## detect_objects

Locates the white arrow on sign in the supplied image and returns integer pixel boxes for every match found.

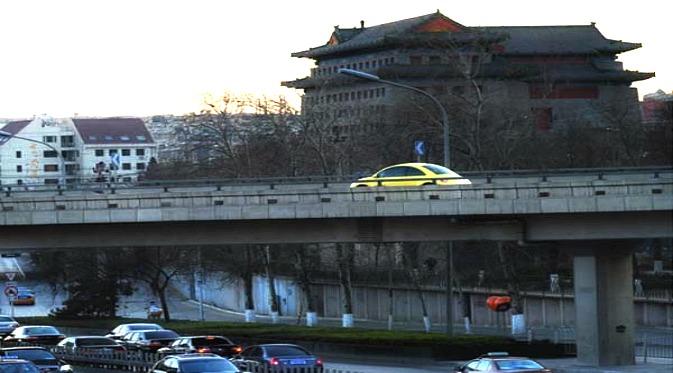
[110,153,121,169]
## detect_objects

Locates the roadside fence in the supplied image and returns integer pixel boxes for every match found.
[50,347,157,372]
[636,332,673,360]
[48,347,361,373]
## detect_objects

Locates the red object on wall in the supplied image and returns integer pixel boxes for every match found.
[532,108,553,131]
[487,296,512,312]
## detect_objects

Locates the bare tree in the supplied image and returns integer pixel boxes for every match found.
[261,245,281,322]
[132,247,194,321]
[292,244,321,326]
[336,243,355,327]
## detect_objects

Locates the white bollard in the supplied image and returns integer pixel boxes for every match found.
[464,316,472,334]
[387,314,393,330]
[306,311,318,327]
[271,311,280,324]
[342,313,354,328]
[244,309,256,323]
[423,316,431,333]
[511,313,526,335]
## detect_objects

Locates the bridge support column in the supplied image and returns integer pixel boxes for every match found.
[572,241,634,366]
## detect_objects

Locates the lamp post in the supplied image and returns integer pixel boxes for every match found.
[338,68,455,336]
[0,130,66,186]
[338,68,451,168]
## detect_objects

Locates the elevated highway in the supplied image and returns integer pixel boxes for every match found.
[1,166,671,367]
[0,167,670,248]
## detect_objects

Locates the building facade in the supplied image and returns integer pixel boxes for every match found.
[0,117,157,186]
[641,89,673,126]
[282,11,653,132]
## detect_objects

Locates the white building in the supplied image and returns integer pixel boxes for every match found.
[71,117,157,183]
[0,116,157,186]
[0,116,78,186]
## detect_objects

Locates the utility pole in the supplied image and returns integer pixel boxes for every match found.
[198,247,205,321]
[446,242,454,336]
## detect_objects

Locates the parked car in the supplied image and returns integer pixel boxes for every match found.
[105,323,164,340]
[11,288,36,306]
[0,358,40,373]
[0,315,19,336]
[3,326,66,346]
[157,336,242,357]
[453,352,552,373]
[151,353,240,373]
[120,330,180,352]
[350,163,471,188]
[57,336,126,353]
[0,346,73,372]
[230,344,323,372]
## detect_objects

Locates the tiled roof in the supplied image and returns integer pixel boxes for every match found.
[72,117,154,145]
[0,120,31,145]
[292,12,640,58]
[478,25,641,55]
[293,12,445,58]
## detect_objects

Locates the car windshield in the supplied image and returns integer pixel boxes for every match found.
[179,359,238,373]
[128,324,161,331]
[495,359,544,370]
[265,346,310,357]
[5,349,55,360]
[25,327,59,335]
[0,363,40,373]
[421,164,458,176]
[145,331,178,339]
[0,316,14,322]
[192,337,233,346]
[78,337,117,346]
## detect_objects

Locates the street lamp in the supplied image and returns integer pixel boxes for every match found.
[0,130,66,186]
[338,68,451,168]
[338,68,456,337]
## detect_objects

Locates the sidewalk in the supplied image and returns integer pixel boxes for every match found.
[539,358,673,373]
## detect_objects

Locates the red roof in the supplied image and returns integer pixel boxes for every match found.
[0,120,31,145]
[72,117,154,145]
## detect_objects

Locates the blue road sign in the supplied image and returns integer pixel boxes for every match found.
[414,141,426,156]
[110,153,121,169]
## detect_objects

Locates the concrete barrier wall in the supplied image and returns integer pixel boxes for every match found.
[172,273,673,328]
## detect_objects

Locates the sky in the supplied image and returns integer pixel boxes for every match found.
[0,0,671,119]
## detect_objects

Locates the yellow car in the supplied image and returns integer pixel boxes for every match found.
[350,163,472,188]
[11,288,35,306]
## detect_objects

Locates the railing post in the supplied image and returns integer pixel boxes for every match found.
[643,332,648,363]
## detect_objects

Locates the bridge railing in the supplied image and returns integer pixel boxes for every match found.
[47,346,355,373]
[1,166,670,196]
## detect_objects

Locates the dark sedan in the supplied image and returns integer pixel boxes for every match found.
[120,330,180,352]
[0,347,73,372]
[105,323,164,340]
[157,336,242,357]
[57,336,126,353]
[230,344,323,372]
[3,326,66,346]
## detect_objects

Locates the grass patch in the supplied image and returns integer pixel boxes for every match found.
[17,317,571,359]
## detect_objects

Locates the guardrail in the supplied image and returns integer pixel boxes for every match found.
[1,166,670,195]
[637,332,673,360]
[48,347,360,373]
[520,327,673,359]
